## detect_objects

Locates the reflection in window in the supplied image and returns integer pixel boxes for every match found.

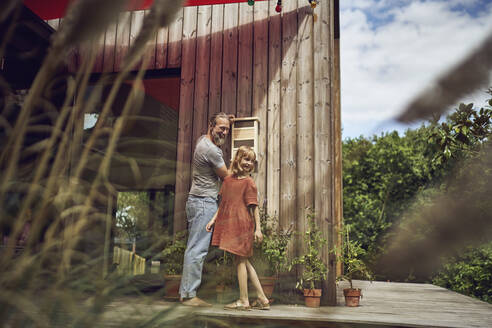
[84,113,98,130]
[115,188,174,256]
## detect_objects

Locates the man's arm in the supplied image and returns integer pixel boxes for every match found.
[214,165,229,179]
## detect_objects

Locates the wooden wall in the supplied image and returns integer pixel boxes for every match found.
[48,0,342,305]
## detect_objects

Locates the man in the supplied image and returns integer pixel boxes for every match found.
[179,112,234,307]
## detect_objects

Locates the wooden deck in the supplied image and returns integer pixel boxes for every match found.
[102,280,492,328]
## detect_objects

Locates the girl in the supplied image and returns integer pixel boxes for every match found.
[205,146,270,311]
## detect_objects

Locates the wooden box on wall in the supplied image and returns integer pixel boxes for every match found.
[231,117,259,163]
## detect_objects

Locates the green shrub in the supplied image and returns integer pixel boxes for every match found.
[432,243,492,303]
[160,232,187,275]
[252,209,293,277]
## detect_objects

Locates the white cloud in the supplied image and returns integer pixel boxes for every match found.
[340,0,492,138]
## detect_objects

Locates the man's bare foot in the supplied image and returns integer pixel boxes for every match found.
[181,297,212,307]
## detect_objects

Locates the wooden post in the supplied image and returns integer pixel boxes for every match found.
[333,0,343,279]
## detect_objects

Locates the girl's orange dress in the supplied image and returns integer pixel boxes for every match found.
[211,175,258,257]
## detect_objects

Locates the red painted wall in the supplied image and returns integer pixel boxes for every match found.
[24,0,266,20]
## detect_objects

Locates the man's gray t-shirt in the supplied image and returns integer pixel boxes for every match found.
[189,135,225,198]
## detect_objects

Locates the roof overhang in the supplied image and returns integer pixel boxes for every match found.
[0,5,55,89]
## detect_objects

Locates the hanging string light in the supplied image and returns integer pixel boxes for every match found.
[308,0,319,9]
[275,0,282,13]
[270,0,320,15]
[308,0,319,22]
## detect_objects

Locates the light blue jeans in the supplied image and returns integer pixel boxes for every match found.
[179,195,217,298]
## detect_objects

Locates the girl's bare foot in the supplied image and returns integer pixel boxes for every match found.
[224,300,251,311]
[251,297,270,310]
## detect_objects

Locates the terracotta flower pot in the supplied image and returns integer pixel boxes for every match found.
[303,288,322,308]
[163,274,181,300]
[216,284,229,304]
[343,288,362,307]
[259,276,277,299]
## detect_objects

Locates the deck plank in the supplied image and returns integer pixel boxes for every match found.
[99,281,492,328]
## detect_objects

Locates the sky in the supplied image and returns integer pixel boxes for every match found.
[339,0,492,139]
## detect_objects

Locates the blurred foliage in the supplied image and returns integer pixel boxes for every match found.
[204,249,236,288]
[432,242,492,303]
[160,231,187,275]
[343,89,492,302]
[0,1,209,326]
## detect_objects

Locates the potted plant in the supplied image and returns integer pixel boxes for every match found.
[291,209,328,308]
[334,225,373,307]
[252,209,293,299]
[160,231,187,299]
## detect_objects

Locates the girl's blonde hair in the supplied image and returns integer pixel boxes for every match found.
[231,146,256,176]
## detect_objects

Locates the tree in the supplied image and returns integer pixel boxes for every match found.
[343,89,492,289]
[342,126,440,269]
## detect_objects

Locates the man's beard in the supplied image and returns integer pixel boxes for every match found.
[213,133,226,146]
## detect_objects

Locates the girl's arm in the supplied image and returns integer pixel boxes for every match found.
[206,209,219,232]
[251,205,263,242]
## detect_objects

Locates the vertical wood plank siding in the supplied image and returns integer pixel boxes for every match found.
[252,1,269,208]
[192,5,212,152]
[93,33,105,73]
[144,10,157,70]
[237,3,253,118]
[174,6,198,232]
[208,4,225,117]
[129,11,145,69]
[314,0,336,305]
[103,23,117,72]
[155,23,169,69]
[114,12,131,71]
[280,0,298,246]
[296,1,314,259]
[267,0,281,219]
[64,1,340,303]
[167,8,184,68]
[221,3,239,165]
